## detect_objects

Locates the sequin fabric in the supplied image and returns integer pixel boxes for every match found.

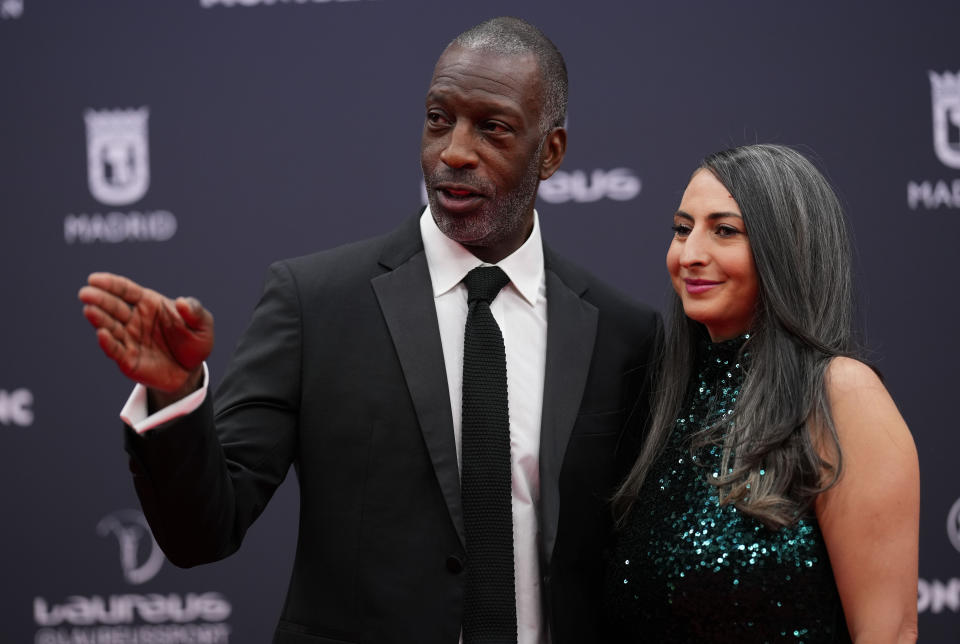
[605,335,849,643]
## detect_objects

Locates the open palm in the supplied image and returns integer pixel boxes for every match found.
[79,272,214,395]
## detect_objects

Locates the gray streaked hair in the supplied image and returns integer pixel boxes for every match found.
[451,16,568,133]
[614,143,861,528]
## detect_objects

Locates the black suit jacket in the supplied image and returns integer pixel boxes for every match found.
[125,213,661,644]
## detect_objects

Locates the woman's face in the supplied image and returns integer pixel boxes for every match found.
[666,169,759,341]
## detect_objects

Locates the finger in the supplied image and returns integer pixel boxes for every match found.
[96,327,129,363]
[78,284,106,306]
[86,304,130,346]
[79,286,136,325]
[175,297,213,331]
[85,307,133,360]
[87,272,146,307]
[82,302,114,331]
[96,329,145,384]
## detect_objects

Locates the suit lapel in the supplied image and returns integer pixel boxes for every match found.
[539,252,599,564]
[371,219,465,548]
[369,222,599,558]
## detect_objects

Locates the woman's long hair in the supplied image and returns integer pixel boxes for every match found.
[613,144,860,528]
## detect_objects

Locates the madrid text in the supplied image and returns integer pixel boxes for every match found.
[64,211,177,244]
[907,179,960,210]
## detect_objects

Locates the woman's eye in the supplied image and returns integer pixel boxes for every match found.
[716,224,741,237]
[671,224,691,237]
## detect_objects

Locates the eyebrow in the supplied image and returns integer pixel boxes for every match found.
[425,90,525,122]
[674,210,743,221]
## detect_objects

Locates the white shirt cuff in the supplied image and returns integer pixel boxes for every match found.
[120,363,210,435]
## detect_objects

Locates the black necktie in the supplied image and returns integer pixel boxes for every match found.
[461,265,517,644]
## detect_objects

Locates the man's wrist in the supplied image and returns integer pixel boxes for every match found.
[147,368,204,414]
[121,364,209,434]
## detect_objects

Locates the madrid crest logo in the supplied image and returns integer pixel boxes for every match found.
[0,0,24,19]
[85,107,150,206]
[97,509,165,585]
[930,71,960,169]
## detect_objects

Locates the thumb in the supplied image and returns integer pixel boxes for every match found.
[175,297,213,331]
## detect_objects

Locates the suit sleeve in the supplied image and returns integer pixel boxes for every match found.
[124,260,303,567]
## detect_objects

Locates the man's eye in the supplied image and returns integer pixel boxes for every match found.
[481,121,509,133]
[426,112,449,126]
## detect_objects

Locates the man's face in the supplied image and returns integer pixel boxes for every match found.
[421,45,560,263]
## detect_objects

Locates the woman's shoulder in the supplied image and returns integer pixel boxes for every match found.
[821,355,915,466]
[824,356,882,394]
[823,357,898,427]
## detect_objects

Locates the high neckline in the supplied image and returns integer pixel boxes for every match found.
[699,332,751,361]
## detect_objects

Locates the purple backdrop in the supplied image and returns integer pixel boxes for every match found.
[2,0,958,641]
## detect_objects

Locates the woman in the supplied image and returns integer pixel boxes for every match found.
[606,144,919,642]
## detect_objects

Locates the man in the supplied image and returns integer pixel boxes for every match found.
[79,17,660,644]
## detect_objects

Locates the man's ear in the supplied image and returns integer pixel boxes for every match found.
[539,127,567,180]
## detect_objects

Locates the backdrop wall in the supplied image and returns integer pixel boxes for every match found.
[2,1,958,641]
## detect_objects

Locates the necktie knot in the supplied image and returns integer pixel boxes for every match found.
[465,266,510,305]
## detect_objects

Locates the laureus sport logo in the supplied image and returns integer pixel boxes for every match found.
[97,509,165,585]
[947,497,960,554]
[85,108,150,206]
[930,71,960,169]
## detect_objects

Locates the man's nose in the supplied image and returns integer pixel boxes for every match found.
[439,122,479,169]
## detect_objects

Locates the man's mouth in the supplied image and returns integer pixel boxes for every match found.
[437,183,485,199]
[434,184,487,213]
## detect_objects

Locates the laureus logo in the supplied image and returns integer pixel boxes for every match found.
[96,509,165,585]
[539,168,641,204]
[85,108,151,206]
[201,0,362,7]
[930,71,960,170]
[948,497,960,554]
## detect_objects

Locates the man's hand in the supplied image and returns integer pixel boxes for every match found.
[78,272,215,404]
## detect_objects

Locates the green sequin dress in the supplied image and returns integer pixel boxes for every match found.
[605,336,850,643]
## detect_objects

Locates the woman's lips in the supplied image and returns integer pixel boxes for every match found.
[684,278,721,294]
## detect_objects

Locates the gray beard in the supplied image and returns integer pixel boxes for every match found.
[425,149,542,251]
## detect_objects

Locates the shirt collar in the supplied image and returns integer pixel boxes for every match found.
[419,206,545,307]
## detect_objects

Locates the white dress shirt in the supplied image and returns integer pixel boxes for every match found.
[121,207,549,644]
[420,208,548,644]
